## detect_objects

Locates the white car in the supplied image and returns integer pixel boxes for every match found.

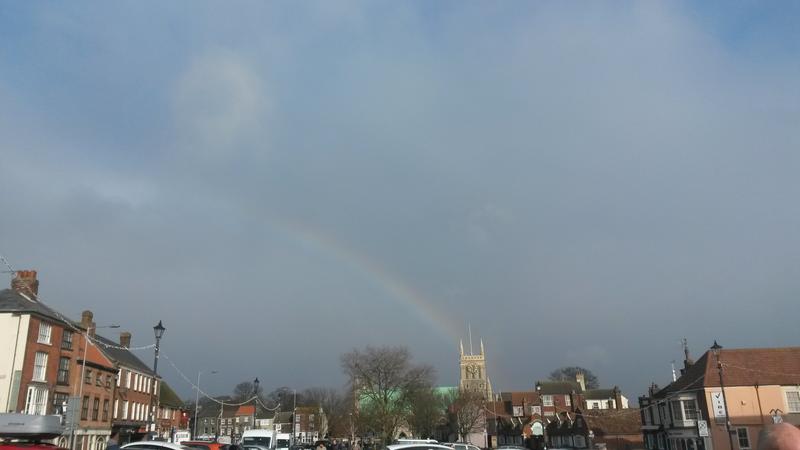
[122,441,195,450]
[387,444,454,450]
[452,444,481,450]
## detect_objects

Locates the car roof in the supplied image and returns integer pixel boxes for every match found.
[122,442,190,450]
[387,445,453,450]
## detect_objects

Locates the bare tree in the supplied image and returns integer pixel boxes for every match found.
[446,389,486,443]
[232,380,264,403]
[341,346,434,444]
[302,387,350,438]
[408,387,447,439]
[267,386,301,412]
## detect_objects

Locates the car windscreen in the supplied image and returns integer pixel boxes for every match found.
[242,438,270,447]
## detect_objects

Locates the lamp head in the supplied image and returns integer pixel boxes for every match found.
[153,320,166,339]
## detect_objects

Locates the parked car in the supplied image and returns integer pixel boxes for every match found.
[386,444,453,450]
[181,440,231,450]
[452,444,481,450]
[122,441,194,450]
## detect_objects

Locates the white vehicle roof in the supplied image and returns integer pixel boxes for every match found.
[388,445,453,450]
[122,441,192,450]
[243,430,275,436]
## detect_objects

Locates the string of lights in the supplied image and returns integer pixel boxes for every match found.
[162,353,281,410]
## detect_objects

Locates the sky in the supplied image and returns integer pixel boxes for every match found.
[1,1,799,403]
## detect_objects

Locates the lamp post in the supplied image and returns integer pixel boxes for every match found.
[194,370,218,438]
[148,321,166,440]
[711,341,735,450]
[253,378,260,432]
[70,324,119,450]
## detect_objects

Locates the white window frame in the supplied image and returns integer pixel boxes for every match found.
[565,395,572,407]
[785,390,800,413]
[33,352,48,382]
[38,323,52,344]
[542,395,553,406]
[25,385,48,415]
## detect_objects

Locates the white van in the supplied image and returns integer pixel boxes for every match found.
[275,433,292,450]
[242,429,276,449]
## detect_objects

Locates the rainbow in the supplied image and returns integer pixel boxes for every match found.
[264,216,462,343]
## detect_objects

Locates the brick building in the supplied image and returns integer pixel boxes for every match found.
[157,382,188,441]
[92,325,160,443]
[0,271,118,450]
[640,344,800,450]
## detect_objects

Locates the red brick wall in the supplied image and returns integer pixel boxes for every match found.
[16,316,77,413]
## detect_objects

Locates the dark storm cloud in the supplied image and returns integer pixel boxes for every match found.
[1,2,799,401]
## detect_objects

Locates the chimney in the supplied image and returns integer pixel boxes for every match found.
[575,372,586,391]
[81,310,96,336]
[613,386,623,410]
[11,270,39,299]
[119,332,131,348]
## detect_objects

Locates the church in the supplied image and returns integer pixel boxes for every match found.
[459,337,493,400]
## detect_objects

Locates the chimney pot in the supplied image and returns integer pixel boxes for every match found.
[11,270,39,299]
[120,332,131,348]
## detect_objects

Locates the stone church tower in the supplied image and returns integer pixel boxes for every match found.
[459,338,493,400]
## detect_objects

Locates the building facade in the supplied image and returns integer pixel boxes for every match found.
[459,339,493,401]
[640,345,800,450]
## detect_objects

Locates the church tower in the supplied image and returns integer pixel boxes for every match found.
[459,336,493,400]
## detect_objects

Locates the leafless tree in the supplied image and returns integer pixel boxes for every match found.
[408,387,447,439]
[232,380,264,403]
[302,387,350,438]
[341,346,435,444]
[446,389,486,443]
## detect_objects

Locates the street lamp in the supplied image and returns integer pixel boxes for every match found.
[194,370,218,438]
[710,341,735,450]
[253,378,260,432]
[70,324,120,450]
[148,321,166,440]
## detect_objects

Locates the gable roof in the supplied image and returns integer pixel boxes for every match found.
[656,347,800,397]
[584,389,615,400]
[583,410,642,436]
[500,391,541,405]
[0,288,71,325]
[93,333,156,376]
[536,381,582,395]
[236,405,255,416]
[160,381,184,408]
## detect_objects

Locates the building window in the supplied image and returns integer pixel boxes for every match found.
[737,428,750,449]
[85,369,92,384]
[122,401,128,420]
[24,385,48,415]
[786,391,800,413]
[542,395,553,406]
[102,399,109,421]
[96,373,102,386]
[125,371,131,389]
[62,330,73,350]
[565,395,572,407]
[57,357,70,385]
[682,400,698,420]
[81,396,89,420]
[53,392,69,415]
[670,401,683,421]
[38,322,52,344]
[33,352,48,382]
